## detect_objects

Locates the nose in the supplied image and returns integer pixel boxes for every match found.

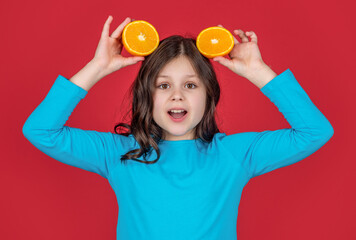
[171,89,184,101]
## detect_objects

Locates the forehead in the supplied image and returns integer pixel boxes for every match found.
[157,56,198,79]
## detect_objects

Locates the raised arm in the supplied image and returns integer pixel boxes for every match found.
[22,16,145,179]
[213,29,333,178]
[22,70,114,179]
[222,68,334,179]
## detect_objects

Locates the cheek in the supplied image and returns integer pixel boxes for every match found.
[191,94,206,117]
[152,96,164,117]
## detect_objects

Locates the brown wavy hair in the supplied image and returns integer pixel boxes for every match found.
[114,35,222,165]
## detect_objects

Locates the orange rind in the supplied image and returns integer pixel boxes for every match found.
[122,20,159,56]
[196,26,234,59]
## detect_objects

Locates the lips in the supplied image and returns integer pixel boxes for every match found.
[167,110,188,116]
[167,107,188,121]
[167,110,188,121]
[167,108,188,112]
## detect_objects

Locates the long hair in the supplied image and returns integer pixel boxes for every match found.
[114,35,222,165]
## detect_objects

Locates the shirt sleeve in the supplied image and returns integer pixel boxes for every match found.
[223,68,334,179]
[22,75,126,180]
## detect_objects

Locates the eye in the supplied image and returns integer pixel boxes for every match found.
[186,83,197,89]
[157,83,197,89]
[157,83,169,89]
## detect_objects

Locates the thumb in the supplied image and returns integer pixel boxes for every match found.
[124,56,145,67]
[213,56,233,69]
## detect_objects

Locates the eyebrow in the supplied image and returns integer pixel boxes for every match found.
[157,74,197,78]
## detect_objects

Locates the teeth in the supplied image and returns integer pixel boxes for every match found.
[170,110,185,113]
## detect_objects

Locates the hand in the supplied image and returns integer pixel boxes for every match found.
[212,25,267,80]
[91,16,145,77]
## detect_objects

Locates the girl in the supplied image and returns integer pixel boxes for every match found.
[23,16,334,240]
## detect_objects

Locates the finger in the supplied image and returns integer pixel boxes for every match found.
[212,56,233,69]
[218,24,239,44]
[231,29,240,45]
[246,31,258,43]
[123,56,145,67]
[110,17,131,39]
[101,15,114,38]
[235,29,249,43]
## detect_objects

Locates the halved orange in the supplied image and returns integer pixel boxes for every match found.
[196,26,234,59]
[122,20,160,56]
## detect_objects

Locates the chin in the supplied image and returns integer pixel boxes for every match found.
[164,128,195,138]
[165,131,186,137]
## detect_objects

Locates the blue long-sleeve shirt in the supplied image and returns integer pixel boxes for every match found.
[22,68,334,240]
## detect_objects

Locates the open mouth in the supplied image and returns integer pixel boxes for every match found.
[167,110,188,119]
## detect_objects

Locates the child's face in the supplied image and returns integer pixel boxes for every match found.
[152,56,207,141]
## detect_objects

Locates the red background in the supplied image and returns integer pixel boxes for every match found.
[1,0,354,239]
